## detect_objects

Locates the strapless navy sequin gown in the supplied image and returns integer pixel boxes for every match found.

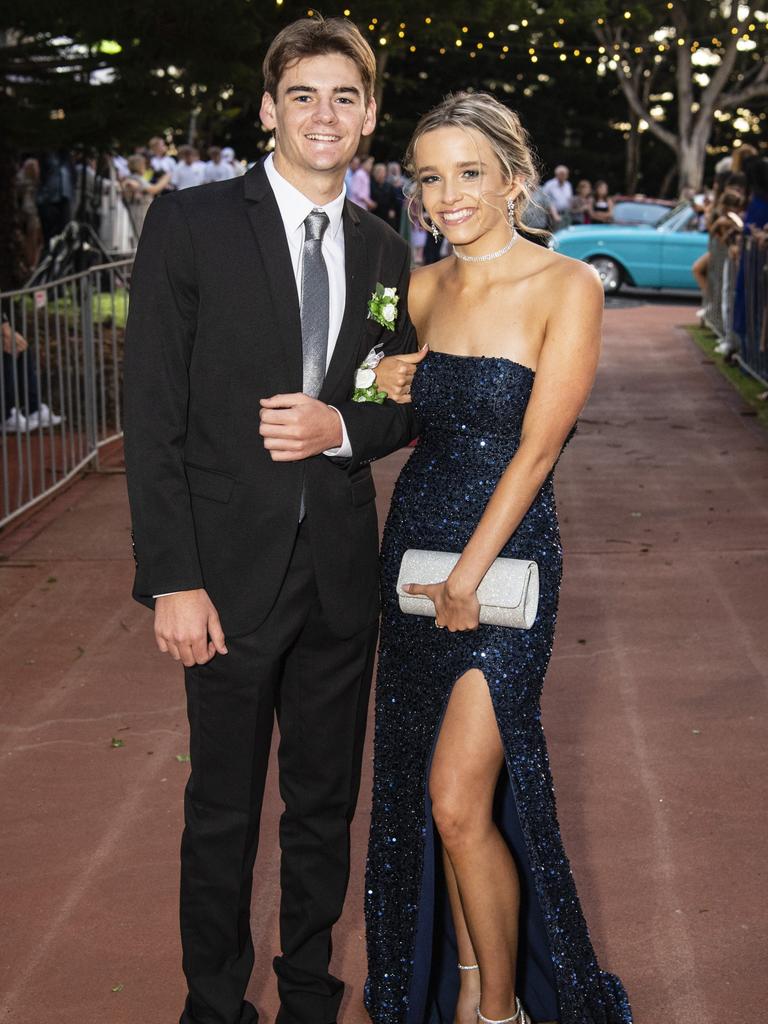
[365,352,632,1024]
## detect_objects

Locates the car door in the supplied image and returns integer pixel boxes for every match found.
[660,208,708,288]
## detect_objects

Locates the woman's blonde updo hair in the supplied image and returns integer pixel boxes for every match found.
[404,91,547,238]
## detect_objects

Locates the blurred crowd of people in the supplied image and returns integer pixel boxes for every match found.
[531,165,616,231]
[14,141,612,278]
[115,137,245,237]
[8,138,768,436]
[340,154,609,264]
[691,146,768,362]
[13,139,247,269]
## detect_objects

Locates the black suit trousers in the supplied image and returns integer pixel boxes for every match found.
[179,520,378,1024]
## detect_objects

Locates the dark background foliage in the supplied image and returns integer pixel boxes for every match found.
[2,0,765,285]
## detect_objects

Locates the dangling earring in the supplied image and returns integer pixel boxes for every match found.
[507,196,516,226]
[425,215,440,242]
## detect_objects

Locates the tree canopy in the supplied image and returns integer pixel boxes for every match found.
[1,0,765,213]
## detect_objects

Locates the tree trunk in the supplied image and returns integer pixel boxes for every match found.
[187,107,198,147]
[678,137,706,191]
[624,116,641,194]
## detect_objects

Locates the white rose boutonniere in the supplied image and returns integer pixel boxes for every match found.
[367,282,399,332]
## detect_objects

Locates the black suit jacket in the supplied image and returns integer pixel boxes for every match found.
[123,159,417,638]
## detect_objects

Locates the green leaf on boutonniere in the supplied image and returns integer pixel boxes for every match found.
[367,282,399,332]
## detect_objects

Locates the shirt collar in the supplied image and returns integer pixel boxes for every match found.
[264,152,346,240]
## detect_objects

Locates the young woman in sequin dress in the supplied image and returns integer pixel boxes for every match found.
[365,93,633,1024]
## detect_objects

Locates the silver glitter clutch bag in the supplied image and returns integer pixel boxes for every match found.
[396,549,539,629]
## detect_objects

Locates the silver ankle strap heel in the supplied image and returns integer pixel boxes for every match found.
[476,997,529,1024]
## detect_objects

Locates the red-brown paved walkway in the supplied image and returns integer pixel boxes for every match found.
[1,303,766,1024]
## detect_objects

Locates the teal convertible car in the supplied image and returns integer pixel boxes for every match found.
[552,202,708,293]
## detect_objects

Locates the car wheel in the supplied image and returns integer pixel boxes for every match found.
[587,256,623,293]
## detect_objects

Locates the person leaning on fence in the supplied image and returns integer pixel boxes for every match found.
[711,190,747,356]
[1,309,62,434]
[733,156,768,352]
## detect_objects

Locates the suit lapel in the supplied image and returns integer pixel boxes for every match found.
[320,201,369,403]
[243,161,303,392]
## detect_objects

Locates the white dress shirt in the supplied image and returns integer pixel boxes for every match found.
[263,152,351,459]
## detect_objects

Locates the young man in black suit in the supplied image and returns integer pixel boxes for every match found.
[123,17,421,1024]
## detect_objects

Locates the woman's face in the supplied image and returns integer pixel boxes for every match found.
[413,125,518,245]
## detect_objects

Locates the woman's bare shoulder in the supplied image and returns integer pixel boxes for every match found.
[535,247,604,298]
[408,262,448,319]
[410,261,447,292]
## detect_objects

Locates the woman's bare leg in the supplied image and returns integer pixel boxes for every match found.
[430,669,522,1021]
[692,251,710,297]
[443,850,481,1024]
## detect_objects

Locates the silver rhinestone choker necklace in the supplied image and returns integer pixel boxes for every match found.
[453,229,518,263]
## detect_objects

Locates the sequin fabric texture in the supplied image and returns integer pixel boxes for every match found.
[364,352,632,1024]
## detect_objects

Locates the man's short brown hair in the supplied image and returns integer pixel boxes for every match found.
[263,16,376,103]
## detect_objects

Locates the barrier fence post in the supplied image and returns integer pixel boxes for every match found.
[80,272,99,467]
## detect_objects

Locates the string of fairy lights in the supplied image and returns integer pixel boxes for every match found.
[273,2,768,69]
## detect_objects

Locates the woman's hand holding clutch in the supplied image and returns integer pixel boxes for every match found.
[401,578,481,631]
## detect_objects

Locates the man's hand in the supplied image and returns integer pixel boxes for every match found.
[259,393,342,461]
[154,589,228,666]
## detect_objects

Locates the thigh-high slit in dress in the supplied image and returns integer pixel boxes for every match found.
[364,352,632,1024]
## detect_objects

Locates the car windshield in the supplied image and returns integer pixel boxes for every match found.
[655,202,699,232]
[613,202,668,225]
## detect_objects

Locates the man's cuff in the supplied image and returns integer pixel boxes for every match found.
[324,406,352,459]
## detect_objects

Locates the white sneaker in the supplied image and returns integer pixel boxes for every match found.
[27,403,63,429]
[3,408,28,432]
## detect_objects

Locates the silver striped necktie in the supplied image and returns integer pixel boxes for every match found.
[301,209,330,398]
[299,208,330,521]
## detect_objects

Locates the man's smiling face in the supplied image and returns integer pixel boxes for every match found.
[260,53,376,179]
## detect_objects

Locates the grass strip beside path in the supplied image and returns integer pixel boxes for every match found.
[685,324,768,429]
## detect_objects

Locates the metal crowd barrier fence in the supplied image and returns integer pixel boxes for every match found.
[703,236,728,340]
[738,236,768,387]
[0,259,132,529]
